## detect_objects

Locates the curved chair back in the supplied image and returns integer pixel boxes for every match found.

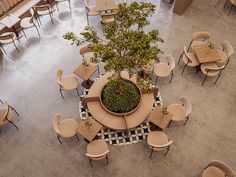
[84,0,90,9]
[180,96,192,117]
[80,45,93,56]
[165,54,175,71]
[0,102,10,124]
[56,69,63,86]
[192,31,210,41]
[29,8,35,24]
[183,46,192,61]
[0,32,15,41]
[208,160,235,177]
[33,4,52,13]
[85,150,110,159]
[149,139,173,149]
[222,41,234,58]
[52,114,61,134]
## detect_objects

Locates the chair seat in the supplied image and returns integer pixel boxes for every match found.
[60,76,79,90]
[147,131,168,151]
[202,166,225,177]
[182,53,200,67]
[58,119,78,137]
[201,63,221,77]
[154,63,171,77]
[37,8,53,15]
[88,7,100,16]
[167,104,186,122]
[87,140,108,160]
[20,17,34,28]
[217,49,227,63]
[0,32,17,44]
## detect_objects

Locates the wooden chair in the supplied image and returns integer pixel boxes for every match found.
[83,0,101,25]
[52,114,79,144]
[200,63,225,86]
[56,69,80,99]
[33,3,54,25]
[187,31,210,51]
[55,0,71,12]
[217,41,234,67]
[0,32,20,54]
[85,139,110,167]
[20,8,40,38]
[153,54,175,85]
[179,46,200,75]
[202,160,235,177]
[0,99,19,116]
[224,0,236,15]
[147,131,173,158]
[0,102,18,130]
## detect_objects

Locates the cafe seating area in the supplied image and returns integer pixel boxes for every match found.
[0,0,235,177]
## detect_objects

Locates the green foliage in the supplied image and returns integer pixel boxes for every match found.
[101,79,141,113]
[136,74,152,93]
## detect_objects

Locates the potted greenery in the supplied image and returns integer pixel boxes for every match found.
[64,2,163,114]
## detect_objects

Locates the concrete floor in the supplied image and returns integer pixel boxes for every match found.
[0,0,236,177]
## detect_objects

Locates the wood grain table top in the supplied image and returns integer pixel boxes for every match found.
[73,63,97,81]
[96,0,117,12]
[0,14,20,28]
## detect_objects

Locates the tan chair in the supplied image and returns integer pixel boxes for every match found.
[187,31,210,51]
[85,139,110,167]
[224,0,236,15]
[167,96,192,127]
[84,0,101,25]
[0,32,20,54]
[52,114,79,144]
[33,3,54,25]
[147,131,173,158]
[0,102,18,130]
[154,54,175,85]
[179,46,200,75]
[55,0,71,12]
[217,41,234,67]
[56,69,80,99]
[0,99,19,116]
[200,63,225,86]
[100,12,116,24]
[203,160,235,177]
[20,8,40,38]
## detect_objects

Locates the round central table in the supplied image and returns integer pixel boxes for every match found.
[58,119,78,137]
[86,71,155,131]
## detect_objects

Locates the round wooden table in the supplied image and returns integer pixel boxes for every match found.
[87,71,155,131]
[58,119,78,137]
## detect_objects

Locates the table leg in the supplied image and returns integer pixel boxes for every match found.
[81,79,94,89]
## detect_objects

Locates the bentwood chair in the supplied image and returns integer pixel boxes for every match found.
[153,54,175,85]
[52,114,79,144]
[187,31,210,51]
[100,12,116,24]
[224,0,236,15]
[147,131,173,158]
[202,160,235,177]
[56,69,80,99]
[20,8,40,38]
[0,101,19,130]
[200,63,225,86]
[0,32,20,54]
[83,0,101,25]
[0,99,19,116]
[55,0,71,12]
[217,41,234,67]
[85,139,110,167]
[179,46,200,75]
[33,3,54,25]
[167,96,192,127]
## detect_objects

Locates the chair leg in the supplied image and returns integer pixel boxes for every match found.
[187,41,193,51]
[57,134,62,144]
[68,0,72,11]
[201,75,208,86]
[0,99,3,104]
[184,116,189,125]
[9,106,19,116]
[181,63,188,75]
[97,65,100,75]
[228,4,235,15]
[168,120,172,128]
[86,13,89,26]
[75,134,80,142]
[34,25,40,37]
[165,146,170,156]
[214,73,221,85]
[169,71,174,83]
[59,88,64,99]
[155,76,158,86]
[225,59,230,68]
[178,51,184,65]
[0,44,7,55]
[56,3,59,12]
[106,155,109,165]
[88,158,93,167]
[22,28,27,39]
[76,88,80,97]
[8,120,18,130]
[149,147,154,158]
[12,40,19,53]
[224,0,228,8]
[49,13,54,24]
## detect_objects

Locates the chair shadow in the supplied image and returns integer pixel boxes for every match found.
[58,11,72,21]
[24,37,41,48]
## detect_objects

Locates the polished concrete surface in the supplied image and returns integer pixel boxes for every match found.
[0,0,236,177]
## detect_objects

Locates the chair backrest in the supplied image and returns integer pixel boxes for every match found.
[52,114,61,134]
[33,4,51,13]
[84,0,90,9]
[183,46,192,61]
[80,45,93,56]
[180,96,192,116]
[56,69,63,86]
[149,140,173,148]
[221,41,234,58]
[0,32,15,41]
[208,160,235,177]
[165,54,175,71]
[206,64,225,72]
[28,8,35,24]
[192,31,210,41]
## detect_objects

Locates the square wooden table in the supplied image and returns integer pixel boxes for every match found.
[148,106,173,130]
[96,0,117,12]
[192,44,222,63]
[0,14,20,29]
[77,117,103,142]
[73,63,98,89]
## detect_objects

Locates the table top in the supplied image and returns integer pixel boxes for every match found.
[77,117,103,142]
[96,0,117,12]
[167,104,186,122]
[74,63,97,81]
[148,106,173,129]
[193,44,222,63]
[0,14,20,29]
[87,71,155,130]
[58,119,78,138]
